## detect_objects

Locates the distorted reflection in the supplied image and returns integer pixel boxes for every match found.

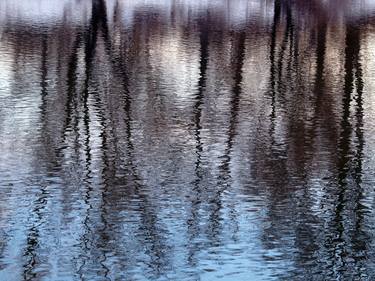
[1,0,375,280]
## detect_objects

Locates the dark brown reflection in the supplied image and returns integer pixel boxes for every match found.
[186,14,209,269]
[252,1,372,279]
[325,21,367,280]
[1,0,375,280]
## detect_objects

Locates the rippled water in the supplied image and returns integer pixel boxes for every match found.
[1,0,375,280]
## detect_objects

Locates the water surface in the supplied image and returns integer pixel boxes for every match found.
[1,0,375,280]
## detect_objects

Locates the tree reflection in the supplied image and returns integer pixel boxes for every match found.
[0,0,374,279]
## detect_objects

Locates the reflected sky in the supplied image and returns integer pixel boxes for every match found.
[1,0,375,280]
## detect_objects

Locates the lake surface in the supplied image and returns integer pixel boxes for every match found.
[1,0,375,280]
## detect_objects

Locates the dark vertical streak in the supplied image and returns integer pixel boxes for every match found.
[208,31,246,242]
[269,0,281,137]
[78,0,111,278]
[315,23,327,94]
[187,17,209,266]
[276,2,293,96]
[59,33,82,153]
[330,23,363,278]
[22,34,49,281]
[351,25,367,278]
[40,35,48,117]
[195,18,209,171]
[311,20,327,136]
